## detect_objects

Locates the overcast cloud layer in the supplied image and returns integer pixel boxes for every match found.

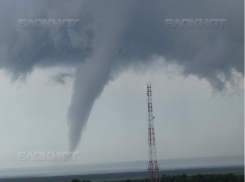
[0,0,243,151]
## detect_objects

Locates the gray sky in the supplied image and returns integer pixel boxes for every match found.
[0,0,243,169]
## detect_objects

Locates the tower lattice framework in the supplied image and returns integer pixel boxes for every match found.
[147,83,160,182]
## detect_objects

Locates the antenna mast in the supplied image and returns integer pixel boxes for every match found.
[147,83,160,182]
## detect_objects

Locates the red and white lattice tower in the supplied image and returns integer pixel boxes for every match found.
[146,83,160,182]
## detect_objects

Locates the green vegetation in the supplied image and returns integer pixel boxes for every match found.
[66,173,244,182]
[67,180,91,182]
[160,173,244,182]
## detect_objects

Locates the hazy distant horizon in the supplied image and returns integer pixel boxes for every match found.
[0,155,243,178]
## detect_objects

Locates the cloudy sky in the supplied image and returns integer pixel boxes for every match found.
[0,0,243,170]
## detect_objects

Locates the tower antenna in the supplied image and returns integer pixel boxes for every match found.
[146,83,160,182]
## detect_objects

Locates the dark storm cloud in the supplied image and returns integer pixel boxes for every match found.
[0,0,94,79]
[0,0,243,150]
